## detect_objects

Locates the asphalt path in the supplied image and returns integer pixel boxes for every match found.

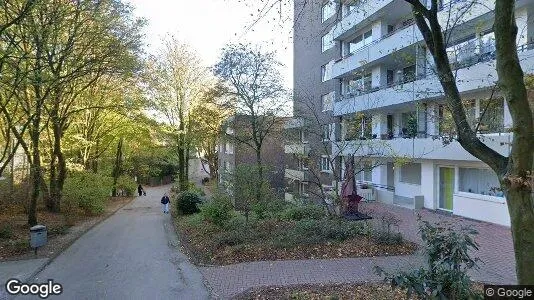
[15,185,210,300]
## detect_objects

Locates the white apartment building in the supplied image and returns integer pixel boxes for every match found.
[293,0,534,226]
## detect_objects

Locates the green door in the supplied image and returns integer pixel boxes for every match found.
[439,167,454,210]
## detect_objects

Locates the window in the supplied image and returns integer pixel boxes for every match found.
[299,182,308,197]
[321,61,333,82]
[224,161,232,173]
[459,168,502,197]
[359,162,373,182]
[322,123,335,141]
[322,0,337,22]
[346,73,371,95]
[225,142,234,154]
[321,156,331,172]
[321,92,334,111]
[299,158,309,170]
[399,163,421,185]
[401,111,417,137]
[402,65,416,82]
[300,129,308,143]
[348,30,372,54]
[478,97,504,133]
[322,31,334,52]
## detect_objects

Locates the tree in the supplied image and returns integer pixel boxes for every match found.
[146,36,209,192]
[214,43,289,204]
[189,84,232,180]
[402,0,534,284]
[0,0,143,225]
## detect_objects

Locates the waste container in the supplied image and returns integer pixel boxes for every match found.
[30,225,47,249]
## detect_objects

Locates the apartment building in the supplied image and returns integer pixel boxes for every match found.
[288,0,534,226]
[218,115,287,207]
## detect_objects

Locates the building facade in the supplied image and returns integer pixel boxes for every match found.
[288,0,534,226]
[218,115,287,206]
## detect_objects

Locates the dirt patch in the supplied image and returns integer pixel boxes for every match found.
[0,197,134,261]
[234,282,485,300]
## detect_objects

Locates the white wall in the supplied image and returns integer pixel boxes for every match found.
[420,161,436,209]
[454,193,510,226]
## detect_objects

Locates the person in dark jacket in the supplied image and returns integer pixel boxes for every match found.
[137,184,144,197]
[161,193,170,214]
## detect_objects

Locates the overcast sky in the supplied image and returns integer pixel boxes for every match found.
[125,0,294,89]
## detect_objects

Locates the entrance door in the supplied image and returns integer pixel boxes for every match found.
[439,167,454,211]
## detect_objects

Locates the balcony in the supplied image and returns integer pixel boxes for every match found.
[332,0,496,76]
[284,143,311,155]
[285,168,306,181]
[332,21,421,79]
[332,133,513,161]
[333,44,534,116]
[332,0,395,40]
[284,117,304,129]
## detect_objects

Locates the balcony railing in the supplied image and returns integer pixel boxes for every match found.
[336,19,416,62]
[336,42,534,102]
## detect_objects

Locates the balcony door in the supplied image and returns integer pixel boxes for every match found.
[439,167,455,211]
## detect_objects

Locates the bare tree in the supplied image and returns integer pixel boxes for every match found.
[214,43,289,204]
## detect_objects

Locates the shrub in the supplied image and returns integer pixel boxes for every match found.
[252,198,287,220]
[201,193,233,227]
[0,223,14,239]
[373,212,403,245]
[115,175,137,196]
[188,181,206,197]
[280,204,326,221]
[176,191,202,215]
[63,171,113,215]
[274,219,364,247]
[375,218,482,299]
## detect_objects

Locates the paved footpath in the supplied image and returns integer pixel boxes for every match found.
[201,202,517,299]
[13,185,210,300]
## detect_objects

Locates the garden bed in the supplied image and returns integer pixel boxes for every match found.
[175,210,418,266]
[233,283,418,300]
[0,196,133,261]
[234,282,485,300]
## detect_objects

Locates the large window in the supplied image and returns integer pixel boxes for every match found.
[346,73,371,95]
[321,92,334,111]
[322,31,334,52]
[399,163,421,185]
[359,162,373,182]
[322,0,337,22]
[459,168,502,197]
[348,30,373,54]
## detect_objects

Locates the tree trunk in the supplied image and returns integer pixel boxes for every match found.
[28,127,40,226]
[112,138,123,197]
[255,149,263,203]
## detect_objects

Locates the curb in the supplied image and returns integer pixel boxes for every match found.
[22,197,136,283]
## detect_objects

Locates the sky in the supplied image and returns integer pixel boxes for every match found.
[125,0,294,89]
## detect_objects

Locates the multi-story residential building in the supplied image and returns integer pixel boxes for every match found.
[218,115,287,207]
[289,0,534,226]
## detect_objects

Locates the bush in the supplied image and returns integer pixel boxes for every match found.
[373,212,403,245]
[176,191,202,215]
[63,171,113,215]
[252,199,287,220]
[0,223,14,239]
[201,193,233,227]
[188,181,206,197]
[375,218,482,299]
[115,175,137,196]
[274,219,364,247]
[280,204,326,221]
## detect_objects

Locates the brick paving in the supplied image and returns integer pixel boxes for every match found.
[199,202,517,299]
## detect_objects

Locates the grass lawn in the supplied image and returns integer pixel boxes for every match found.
[174,204,418,265]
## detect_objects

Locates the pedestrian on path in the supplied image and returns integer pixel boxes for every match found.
[138,184,144,197]
[161,193,170,214]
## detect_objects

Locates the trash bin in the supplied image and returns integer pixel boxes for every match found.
[30,225,47,249]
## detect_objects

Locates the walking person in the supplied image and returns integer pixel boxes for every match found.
[161,193,170,214]
[137,184,144,197]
